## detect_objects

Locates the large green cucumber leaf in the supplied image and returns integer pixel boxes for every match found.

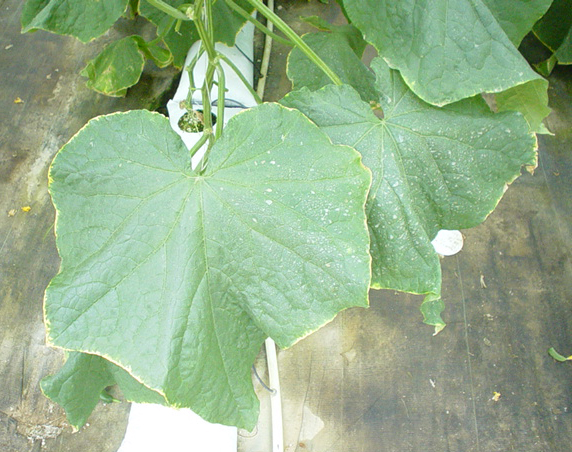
[341,0,543,106]
[21,0,129,43]
[41,352,166,429]
[534,0,572,64]
[287,24,379,103]
[282,58,537,332]
[139,0,253,68]
[46,105,371,428]
[495,79,552,134]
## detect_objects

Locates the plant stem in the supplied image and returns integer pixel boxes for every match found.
[214,64,226,140]
[205,0,214,44]
[189,132,210,158]
[244,0,342,86]
[145,0,190,21]
[256,0,274,100]
[185,45,206,106]
[224,0,294,47]
[148,16,176,46]
[194,0,216,162]
[217,53,262,104]
[194,5,217,60]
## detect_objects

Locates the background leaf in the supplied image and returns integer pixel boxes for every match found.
[534,0,572,64]
[341,0,543,105]
[81,36,146,97]
[481,0,553,45]
[287,25,378,102]
[495,79,552,134]
[21,0,129,43]
[46,106,371,428]
[282,58,537,330]
[139,0,253,68]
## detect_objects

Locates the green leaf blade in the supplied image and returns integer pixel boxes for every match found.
[22,0,129,43]
[342,0,543,105]
[46,106,371,428]
[495,79,552,134]
[533,0,572,64]
[534,0,572,56]
[41,352,166,429]
[282,58,537,328]
[81,36,146,97]
[287,27,378,103]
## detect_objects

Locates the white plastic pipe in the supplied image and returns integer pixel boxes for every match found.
[265,338,284,452]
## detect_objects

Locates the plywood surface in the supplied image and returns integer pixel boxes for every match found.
[0,1,177,450]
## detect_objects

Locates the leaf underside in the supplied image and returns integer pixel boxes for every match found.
[282,58,537,330]
[45,105,371,428]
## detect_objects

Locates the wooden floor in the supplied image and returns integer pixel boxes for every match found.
[0,1,178,450]
[1,1,571,451]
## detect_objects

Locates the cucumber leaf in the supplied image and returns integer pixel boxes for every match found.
[45,106,371,428]
[21,0,129,43]
[139,1,198,68]
[282,58,537,332]
[341,0,543,106]
[495,79,552,134]
[81,35,172,97]
[81,36,146,97]
[300,16,368,54]
[41,352,166,430]
[534,54,559,77]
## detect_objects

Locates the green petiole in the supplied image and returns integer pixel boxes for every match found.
[217,53,262,104]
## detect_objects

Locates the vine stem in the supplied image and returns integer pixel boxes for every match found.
[256,0,274,100]
[193,0,219,170]
[185,45,206,106]
[148,16,175,46]
[214,64,226,140]
[244,0,342,86]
